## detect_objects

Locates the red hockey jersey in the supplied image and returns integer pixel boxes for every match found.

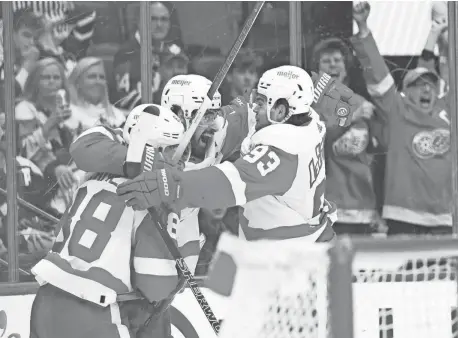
[32,174,200,306]
[351,32,451,226]
[324,112,379,224]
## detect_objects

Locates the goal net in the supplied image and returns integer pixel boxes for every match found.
[352,248,458,338]
[210,233,333,338]
[209,234,458,338]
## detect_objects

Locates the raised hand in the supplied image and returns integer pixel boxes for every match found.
[353,1,371,25]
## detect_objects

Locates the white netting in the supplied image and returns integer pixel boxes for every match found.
[352,251,458,338]
[215,233,332,338]
[211,235,458,338]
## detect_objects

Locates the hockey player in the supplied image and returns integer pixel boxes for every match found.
[70,71,360,177]
[29,104,200,338]
[116,66,338,242]
[70,73,249,177]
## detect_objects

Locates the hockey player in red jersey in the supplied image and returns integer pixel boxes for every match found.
[116,66,338,242]
[29,104,199,338]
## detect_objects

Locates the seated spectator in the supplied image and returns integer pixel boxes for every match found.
[352,2,451,236]
[312,36,383,236]
[15,58,76,212]
[220,48,262,105]
[112,1,182,110]
[0,9,43,92]
[66,57,126,137]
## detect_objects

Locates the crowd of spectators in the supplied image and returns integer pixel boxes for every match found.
[0,1,453,280]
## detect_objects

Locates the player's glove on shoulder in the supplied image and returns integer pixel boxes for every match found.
[117,167,182,211]
[311,71,360,128]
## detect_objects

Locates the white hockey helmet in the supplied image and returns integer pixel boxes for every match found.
[122,103,184,147]
[257,65,314,124]
[161,74,222,120]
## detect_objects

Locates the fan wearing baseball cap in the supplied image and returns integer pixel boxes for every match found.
[401,68,440,115]
[351,1,451,236]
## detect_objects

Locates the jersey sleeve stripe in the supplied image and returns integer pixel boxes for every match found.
[134,255,198,276]
[74,125,116,142]
[240,200,337,241]
[31,257,124,306]
[109,304,131,338]
[367,73,395,97]
[215,161,247,206]
[37,252,129,292]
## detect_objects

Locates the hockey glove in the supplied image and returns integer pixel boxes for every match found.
[117,167,182,211]
[311,71,360,128]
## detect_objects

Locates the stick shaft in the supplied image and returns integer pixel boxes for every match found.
[171,1,265,164]
[148,208,221,334]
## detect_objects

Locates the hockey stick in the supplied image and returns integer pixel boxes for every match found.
[0,188,59,224]
[146,4,264,334]
[120,3,265,333]
[126,141,221,334]
[170,1,265,164]
[147,206,221,334]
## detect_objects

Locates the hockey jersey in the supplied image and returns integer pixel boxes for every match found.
[69,96,253,177]
[323,100,380,224]
[32,174,200,306]
[178,113,336,242]
[351,32,452,226]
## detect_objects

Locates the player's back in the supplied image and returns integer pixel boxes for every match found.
[240,114,329,242]
[32,173,135,307]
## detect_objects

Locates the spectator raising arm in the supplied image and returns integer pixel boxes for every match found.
[419,14,448,97]
[350,1,452,235]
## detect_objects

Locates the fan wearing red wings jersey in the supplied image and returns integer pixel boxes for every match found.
[30,105,199,338]
[117,66,338,243]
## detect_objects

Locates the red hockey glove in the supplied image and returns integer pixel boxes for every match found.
[116,167,182,211]
[311,71,360,128]
[117,145,182,211]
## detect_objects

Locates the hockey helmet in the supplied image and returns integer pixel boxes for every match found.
[123,104,184,147]
[256,65,314,124]
[161,74,222,121]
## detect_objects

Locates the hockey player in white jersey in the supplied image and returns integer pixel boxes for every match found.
[29,104,200,338]
[116,65,337,243]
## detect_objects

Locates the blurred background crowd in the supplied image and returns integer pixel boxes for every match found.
[0,1,452,281]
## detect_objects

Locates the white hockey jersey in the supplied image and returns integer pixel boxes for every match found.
[178,112,336,242]
[32,174,200,306]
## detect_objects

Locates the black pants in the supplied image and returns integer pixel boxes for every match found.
[386,219,452,236]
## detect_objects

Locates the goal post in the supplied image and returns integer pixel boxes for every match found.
[207,234,458,338]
